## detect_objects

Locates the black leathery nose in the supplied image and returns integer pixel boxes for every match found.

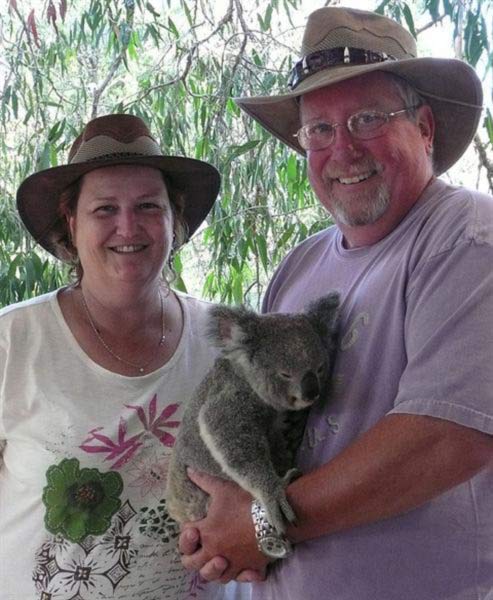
[301,371,320,400]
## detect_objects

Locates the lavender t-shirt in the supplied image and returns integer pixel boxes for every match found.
[254,178,493,600]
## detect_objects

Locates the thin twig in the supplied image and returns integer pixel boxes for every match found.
[416,14,447,36]
[474,134,493,192]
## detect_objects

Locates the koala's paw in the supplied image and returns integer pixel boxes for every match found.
[261,490,297,534]
[166,467,209,524]
[167,494,208,524]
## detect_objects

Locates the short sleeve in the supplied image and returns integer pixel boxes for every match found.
[0,333,7,462]
[390,240,493,434]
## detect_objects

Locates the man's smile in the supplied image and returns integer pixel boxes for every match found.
[109,244,148,253]
[335,170,377,185]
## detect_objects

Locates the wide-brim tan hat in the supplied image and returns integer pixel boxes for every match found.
[235,7,483,175]
[17,113,221,260]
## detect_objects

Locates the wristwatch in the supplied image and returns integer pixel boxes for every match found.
[251,500,292,559]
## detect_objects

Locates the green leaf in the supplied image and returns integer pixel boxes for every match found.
[402,3,417,38]
[375,0,392,15]
[442,0,454,18]
[264,4,273,30]
[226,97,240,117]
[11,92,18,119]
[277,224,295,248]
[181,1,193,28]
[145,1,160,17]
[286,154,297,182]
[256,235,268,273]
[251,48,262,67]
[48,120,66,143]
[173,274,188,293]
[167,17,179,38]
[232,274,243,304]
[50,145,58,167]
[257,13,266,31]
[37,144,52,171]
[485,110,493,144]
[425,0,440,21]
[226,140,261,162]
[127,35,139,60]
[464,11,486,67]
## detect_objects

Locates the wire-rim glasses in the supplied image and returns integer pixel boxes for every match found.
[294,106,420,151]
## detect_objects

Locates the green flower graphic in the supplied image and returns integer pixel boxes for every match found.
[42,458,124,543]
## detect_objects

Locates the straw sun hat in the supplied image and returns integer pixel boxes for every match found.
[235,6,483,175]
[16,113,220,260]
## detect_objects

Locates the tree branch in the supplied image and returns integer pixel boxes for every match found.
[122,0,235,108]
[474,134,493,192]
[416,14,447,36]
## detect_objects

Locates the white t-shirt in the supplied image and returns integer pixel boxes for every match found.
[0,289,249,600]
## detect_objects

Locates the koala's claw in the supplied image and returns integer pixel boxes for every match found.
[262,490,297,534]
[282,467,302,484]
[279,494,297,525]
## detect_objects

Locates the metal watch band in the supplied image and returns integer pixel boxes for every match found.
[251,499,292,559]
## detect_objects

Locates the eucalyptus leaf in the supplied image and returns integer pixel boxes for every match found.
[0,0,491,310]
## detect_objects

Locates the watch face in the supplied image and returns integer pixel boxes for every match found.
[260,535,291,558]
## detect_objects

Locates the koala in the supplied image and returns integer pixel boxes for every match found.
[166,292,340,534]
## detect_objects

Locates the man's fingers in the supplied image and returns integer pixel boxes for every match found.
[178,527,200,555]
[235,568,267,583]
[199,556,229,582]
[180,546,207,572]
[181,548,229,576]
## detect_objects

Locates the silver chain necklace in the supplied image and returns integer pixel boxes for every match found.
[80,289,166,374]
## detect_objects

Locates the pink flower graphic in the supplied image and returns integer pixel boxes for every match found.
[80,396,181,469]
[125,394,180,447]
[80,418,143,469]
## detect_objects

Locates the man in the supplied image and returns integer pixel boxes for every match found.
[179,7,493,599]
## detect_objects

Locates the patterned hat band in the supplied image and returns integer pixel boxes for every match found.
[69,135,163,164]
[288,47,398,90]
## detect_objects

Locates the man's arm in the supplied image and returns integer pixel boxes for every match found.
[180,413,493,581]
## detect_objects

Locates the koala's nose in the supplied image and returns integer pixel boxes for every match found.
[301,371,320,402]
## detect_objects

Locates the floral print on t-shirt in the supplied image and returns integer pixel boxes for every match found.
[33,394,208,600]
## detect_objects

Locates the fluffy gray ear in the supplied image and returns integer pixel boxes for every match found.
[207,305,258,353]
[305,292,340,348]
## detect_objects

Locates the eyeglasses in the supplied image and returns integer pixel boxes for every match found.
[294,107,420,151]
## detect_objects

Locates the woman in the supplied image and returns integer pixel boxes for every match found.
[0,114,248,600]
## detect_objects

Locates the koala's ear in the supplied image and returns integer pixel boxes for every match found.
[207,305,256,352]
[305,292,340,346]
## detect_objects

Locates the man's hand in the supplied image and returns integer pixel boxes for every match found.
[178,470,270,583]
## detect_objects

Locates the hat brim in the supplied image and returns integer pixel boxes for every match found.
[235,57,483,175]
[16,155,220,260]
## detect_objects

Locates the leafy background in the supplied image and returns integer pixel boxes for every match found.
[1,0,492,308]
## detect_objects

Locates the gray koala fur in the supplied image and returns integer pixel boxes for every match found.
[166,292,340,534]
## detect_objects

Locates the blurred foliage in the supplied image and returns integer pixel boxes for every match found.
[1,0,492,308]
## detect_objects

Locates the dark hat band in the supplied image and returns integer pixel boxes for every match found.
[79,151,159,164]
[288,47,397,90]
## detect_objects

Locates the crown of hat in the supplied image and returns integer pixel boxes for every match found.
[300,7,417,60]
[68,114,162,165]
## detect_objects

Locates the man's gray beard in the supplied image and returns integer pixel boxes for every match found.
[329,183,390,227]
